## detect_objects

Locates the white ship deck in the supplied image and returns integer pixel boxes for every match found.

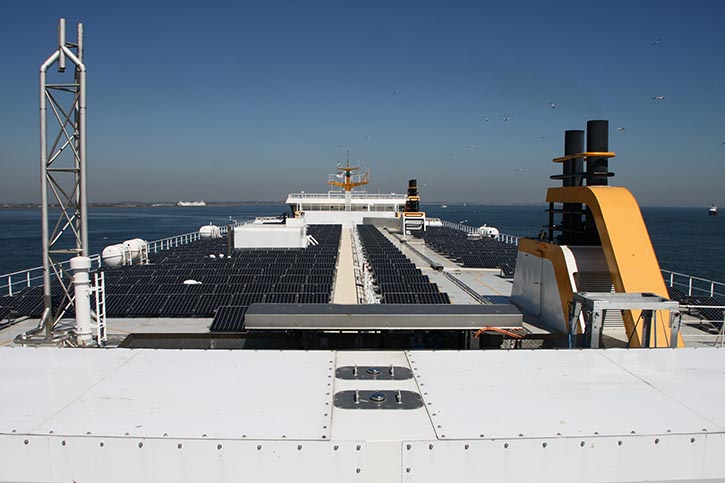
[0,346,724,482]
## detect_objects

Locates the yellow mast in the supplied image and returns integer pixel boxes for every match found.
[328,153,369,192]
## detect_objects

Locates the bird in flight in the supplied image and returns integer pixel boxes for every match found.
[617,127,626,131]
[515,168,525,173]
[364,135,371,141]
[548,101,556,109]
[392,89,397,96]
[503,114,511,122]
[652,95,666,101]
[652,37,662,47]
[465,144,476,149]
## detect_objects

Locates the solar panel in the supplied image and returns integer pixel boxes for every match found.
[160,294,200,317]
[105,294,140,317]
[195,294,234,317]
[128,294,169,317]
[210,305,248,332]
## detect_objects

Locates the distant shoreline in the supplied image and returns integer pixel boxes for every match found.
[0,201,286,210]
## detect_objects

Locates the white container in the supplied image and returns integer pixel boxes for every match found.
[199,224,222,239]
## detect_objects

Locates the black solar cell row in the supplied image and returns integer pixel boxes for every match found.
[357,224,450,304]
[415,226,518,276]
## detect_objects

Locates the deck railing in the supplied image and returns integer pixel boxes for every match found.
[661,269,725,299]
[1,254,102,297]
[0,223,243,296]
[440,220,520,246]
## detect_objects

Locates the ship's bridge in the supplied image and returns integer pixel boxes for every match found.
[286,192,407,226]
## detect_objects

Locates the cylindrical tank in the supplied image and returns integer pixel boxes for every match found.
[101,244,126,268]
[478,225,500,238]
[123,238,147,259]
[102,238,147,267]
[199,224,221,239]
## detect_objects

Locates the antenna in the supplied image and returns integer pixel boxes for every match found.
[37,18,89,342]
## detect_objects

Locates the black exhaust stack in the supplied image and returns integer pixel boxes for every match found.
[405,179,419,212]
[548,120,613,245]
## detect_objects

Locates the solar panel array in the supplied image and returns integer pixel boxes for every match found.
[1,225,342,333]
[357,225,450,304]
[1,282,73,321]
[416,227,518,276]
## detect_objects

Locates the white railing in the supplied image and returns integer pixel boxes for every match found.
[440,220,520,246]
[440,220,476,233]
[0,222,245,296]
[287,192,405,201]
[1,254,102,297]
[661,269,725,299]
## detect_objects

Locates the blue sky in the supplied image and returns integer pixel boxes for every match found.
[1,0,724,206]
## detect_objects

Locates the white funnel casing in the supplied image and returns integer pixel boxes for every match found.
[71,256,93,346]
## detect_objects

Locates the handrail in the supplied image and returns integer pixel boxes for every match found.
[1,254,102,297]
[440,220,520,246]
[661,269,725,299]
[287,192,406,200]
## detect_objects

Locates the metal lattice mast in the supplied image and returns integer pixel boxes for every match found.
[39,18,88,337]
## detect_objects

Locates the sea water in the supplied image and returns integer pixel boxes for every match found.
[0,204,722,283]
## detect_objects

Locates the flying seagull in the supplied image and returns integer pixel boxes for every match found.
[617,127,626,131]
[652,37,662,47]
[503,114,511,122]
[465,144,476,149]
[364,135,371,141]
[548,101,556,109]
[652,95,666,101]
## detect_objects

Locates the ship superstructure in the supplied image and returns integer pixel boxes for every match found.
[286,160,407,227]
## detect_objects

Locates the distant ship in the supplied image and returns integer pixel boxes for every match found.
[177,200,207,207]
[709,204,718,216]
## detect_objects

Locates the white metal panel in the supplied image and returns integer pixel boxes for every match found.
[600,348,725,430]
[401,434,718,483]
[0,435,53,482]
[4,348,334,440]
[409,349,721,440]
[331,352,436,441]
[510,251,542,315]
[0,347,139,434]
[0,435,367,483]
[539,254,570,332]
[233,223,307,248]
